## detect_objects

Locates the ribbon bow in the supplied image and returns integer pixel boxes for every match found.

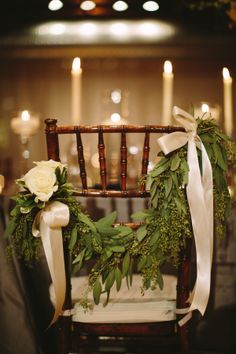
[33,201,70,325]
[158,106,213,324]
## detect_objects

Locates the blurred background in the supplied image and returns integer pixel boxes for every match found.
[0,1,236,354]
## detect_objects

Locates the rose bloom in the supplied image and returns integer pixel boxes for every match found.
[34,159,66,171]
[23,164,58,202]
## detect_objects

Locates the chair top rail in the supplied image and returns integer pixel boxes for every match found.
[45,119,185,134]
[74,189,150,198]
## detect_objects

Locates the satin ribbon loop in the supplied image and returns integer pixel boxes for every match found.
[158,106,214,325]
[32,201,70,325]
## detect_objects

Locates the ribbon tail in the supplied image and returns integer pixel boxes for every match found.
[186,140,211,316]
[41,219,66,326]
[201,142,214,265]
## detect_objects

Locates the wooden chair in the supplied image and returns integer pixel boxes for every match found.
[45,119,192,354]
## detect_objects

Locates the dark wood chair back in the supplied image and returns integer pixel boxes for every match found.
[45,118,191,354]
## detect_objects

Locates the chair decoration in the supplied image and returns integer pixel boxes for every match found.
[5,107,236,324]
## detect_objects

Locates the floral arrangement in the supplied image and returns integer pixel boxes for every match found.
[6,116,236,310]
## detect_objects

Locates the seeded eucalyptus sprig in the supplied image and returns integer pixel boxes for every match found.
[5,120,236,308]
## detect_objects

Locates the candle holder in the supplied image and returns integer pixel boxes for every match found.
[10,110,40,174]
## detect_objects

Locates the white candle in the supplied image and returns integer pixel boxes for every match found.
[71,57,82,124]
[162,60,174,125]
[222,67,233,136]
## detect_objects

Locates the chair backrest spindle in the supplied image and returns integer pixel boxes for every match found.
[140,130,150,192]
[76,132,87,190]
[120,131,127,192]
[98,129,107,190]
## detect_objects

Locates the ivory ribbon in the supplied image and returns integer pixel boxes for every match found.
[158,106,213,324]
[32,201,70,325]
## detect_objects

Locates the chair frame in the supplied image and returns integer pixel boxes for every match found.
[45,118,192,354]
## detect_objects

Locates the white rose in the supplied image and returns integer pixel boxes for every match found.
[34,159,66,171]
[23,165,58,202]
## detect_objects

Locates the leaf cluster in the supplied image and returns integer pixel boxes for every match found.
[5,119,236,309]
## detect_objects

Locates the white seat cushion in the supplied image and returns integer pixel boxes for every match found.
[50,274,177,323]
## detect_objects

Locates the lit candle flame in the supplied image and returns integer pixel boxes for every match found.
[164,60,173,75]
[110,113,121,123]
[201,103,209,113]
[223,67,231,80]
[21,110,30,121]
[72,57,81,73]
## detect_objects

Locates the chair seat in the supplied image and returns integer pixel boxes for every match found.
[50,274,177,323]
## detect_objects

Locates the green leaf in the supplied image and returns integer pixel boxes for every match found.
[157,270,164,290]
[105,269,115,292]
[93,279,102,305]
[174,198,186,214]
[95,211,117,228]
[137,255,147,271]
[131,210,151,220]
[122,252,130,276]
[146,255,152,267]
[215,130,228,141]
[72,248,85,265]
[110,245,126,253]
[113,225,133,237]
[115,267,122,291]
[136,225,147,242]
[200,133,214,144]
[149,229,160,246]
[170,154,181,171]
[170,171,179,189]
[150,184,159,209]
[164,177,173,198]
[215,144,227,171]
[104,249,113,260]
[96,225,120,236]
[79,213,96,232]
[151,160,170,177]
[69,227,77,251]
[93,232,102,246]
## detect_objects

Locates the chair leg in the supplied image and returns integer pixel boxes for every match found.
[178,323,189,354]
[57,316,72,354]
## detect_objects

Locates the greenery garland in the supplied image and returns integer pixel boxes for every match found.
[5,117,236,309]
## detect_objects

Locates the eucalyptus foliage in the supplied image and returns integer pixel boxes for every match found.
[5,117,236,308]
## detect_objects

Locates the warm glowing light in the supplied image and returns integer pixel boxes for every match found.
[110,113,121,123]
[143,1,159,12]
[72,57,81,73]
[79,22,97,36]
[164,60,173,74]
[201,103,210,113]
[48,0,63,11]
[138,22,159,36]
[80,1,96,11]
[49,23,66,35]
[129,146,139,155]
[111,90,122,104]
[113,1,128,12]
[223,67,231,80]
[21,110,30,121]
[35,20,175,41]
[110,22,128,36]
